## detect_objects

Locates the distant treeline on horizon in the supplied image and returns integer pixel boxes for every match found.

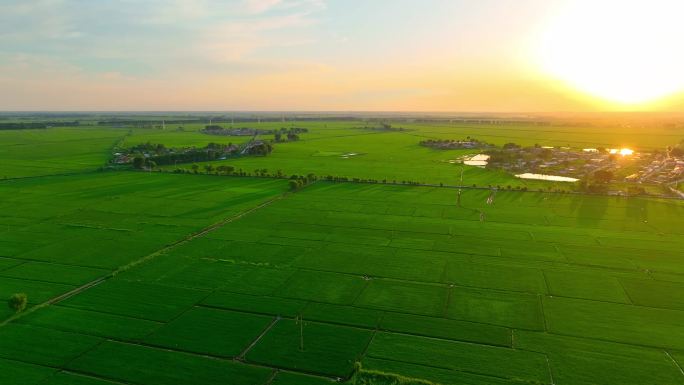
[0,121,80,130]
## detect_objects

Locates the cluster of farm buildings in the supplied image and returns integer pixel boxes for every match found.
[487,144,684,185]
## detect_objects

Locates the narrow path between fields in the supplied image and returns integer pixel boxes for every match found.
[237,316,280,360]
[0,190,292,328]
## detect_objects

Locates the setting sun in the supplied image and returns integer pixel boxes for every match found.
[537,0,684,105]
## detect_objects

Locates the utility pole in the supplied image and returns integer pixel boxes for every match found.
[296,314,304,351]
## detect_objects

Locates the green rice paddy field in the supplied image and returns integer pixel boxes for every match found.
[149,121,684,188]
[1,122,684,385]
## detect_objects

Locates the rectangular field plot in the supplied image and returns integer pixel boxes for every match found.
[154,258,259,290]
[144,307,273,357]
[0,262,108,285]
[202,291,307,317]
[543,269,630,303]
[0,324,102,367]
[447,287,544,330]
[443,262,547,294]
[301,302,383,329]
[16,233,177,269]
[0,127,124,178]
[0,257,23,272]
[366,332,551,384]
[21,306,162,341]
[40,372,124,385]
[354,279,449,317]
[514,331,684,385]
[543,296,684,350]
[0,357,56,385]
[620,278,684,311]
[169,239,305,266]
[246,320,373,377]
[0,277,75,315]
[293,245,448,283]
[62,280,208,322]
[274,270,367,305]
[361,357,525,385]
[67,340,273,385]
[271,372,335,385]
[379,312,512,347]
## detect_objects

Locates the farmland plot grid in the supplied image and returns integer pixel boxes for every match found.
[1,176,684,385]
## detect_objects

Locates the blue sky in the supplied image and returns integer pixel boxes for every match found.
[2,0,682,111]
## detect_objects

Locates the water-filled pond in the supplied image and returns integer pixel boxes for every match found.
[515,173,579,182]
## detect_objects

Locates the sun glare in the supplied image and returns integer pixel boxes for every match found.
[537,0,684,105]
[609,148,634,156]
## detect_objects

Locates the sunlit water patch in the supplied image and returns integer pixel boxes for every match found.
[515,173,579,182]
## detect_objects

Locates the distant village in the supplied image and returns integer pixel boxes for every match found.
[112,126,310,169]
[485,143,684,185]
[354,123,407,132]
[422,137,684,196]
[112,141,272,169]
[202,125,308,140]
[419,137,494,150]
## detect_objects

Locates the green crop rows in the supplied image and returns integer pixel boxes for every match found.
[1,121,683,385]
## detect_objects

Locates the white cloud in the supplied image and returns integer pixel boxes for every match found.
[0,0,327,77]
[243,0,283,14]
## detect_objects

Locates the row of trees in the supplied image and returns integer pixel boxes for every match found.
[0,121,79,130]
[578,170,614,193]
[419,137,492,150]
[246,142,273,156]
[289,174,317,191]
[126,142,252,170]
[274,130,302,142]
[203,126,309,137]
[165,166,598,195]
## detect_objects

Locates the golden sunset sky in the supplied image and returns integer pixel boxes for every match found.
[1,0,683,111]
